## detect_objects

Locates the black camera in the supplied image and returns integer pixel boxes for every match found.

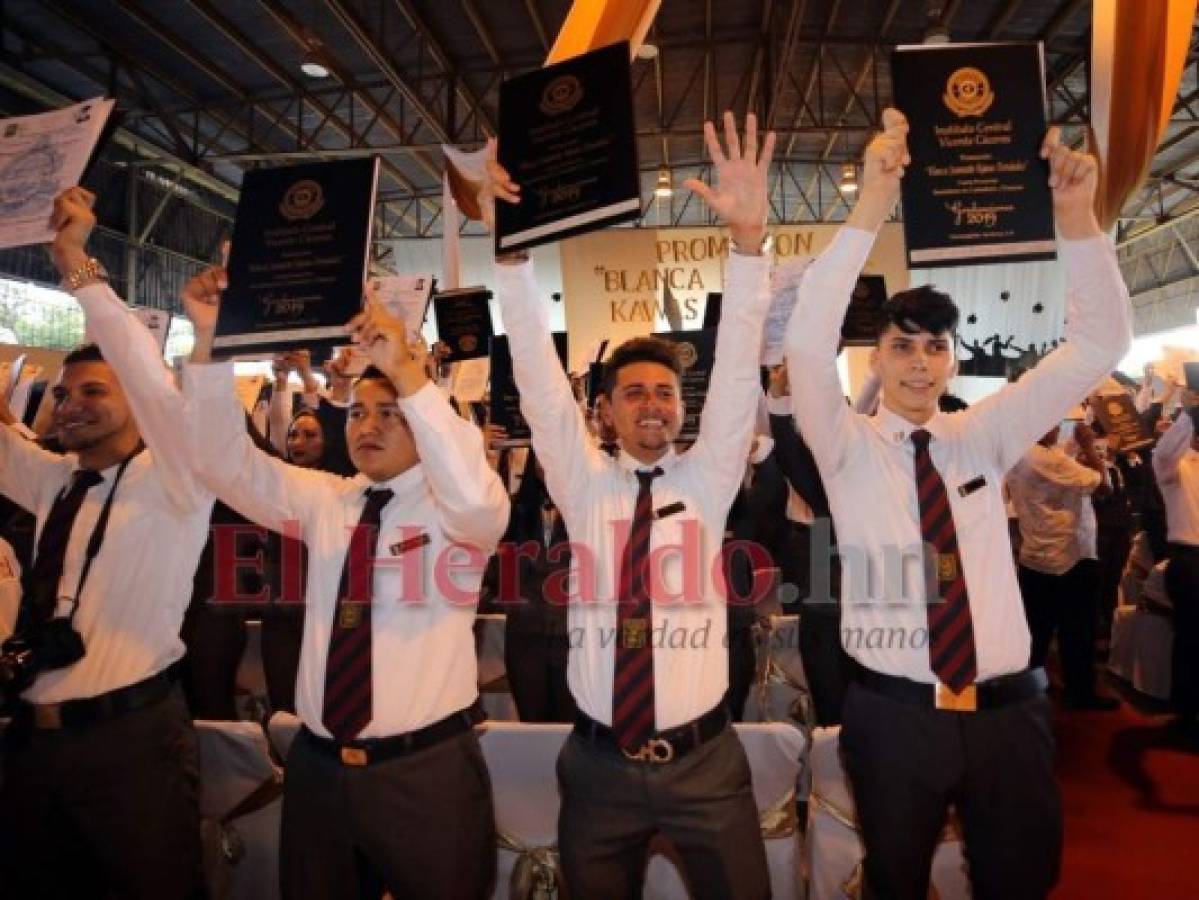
[0,619,87,696]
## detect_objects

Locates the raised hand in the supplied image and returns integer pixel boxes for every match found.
[848,108,909,232]
[347,283,429,398]
[48,187,98,279]
[683,111,776,252]
[180,265,227,362]
[1040,127,1100,239]
[481,136,521,235]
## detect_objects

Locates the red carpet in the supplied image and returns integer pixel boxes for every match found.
[1053,695,1199,898]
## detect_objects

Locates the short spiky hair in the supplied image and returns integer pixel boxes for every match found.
[599,336,683,398]
[62,343,105,366]
[875,285,959,342]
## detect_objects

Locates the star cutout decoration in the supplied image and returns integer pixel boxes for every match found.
[966,313,978,325]
[1032,302,1044,314]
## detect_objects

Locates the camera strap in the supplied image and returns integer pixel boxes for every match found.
[63,443,144,623]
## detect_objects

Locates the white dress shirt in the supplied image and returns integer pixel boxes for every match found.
[0,283,216,703]
[1006,444,1102,575]
[1153,411,1199,547]
[184,364,509,738]
[493,253,770,730]
[785,227,1131,683]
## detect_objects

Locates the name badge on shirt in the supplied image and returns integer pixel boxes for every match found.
[389,532,431,556]
[655,501,685,520]
[622,618,649,649]
[957,475,987,497]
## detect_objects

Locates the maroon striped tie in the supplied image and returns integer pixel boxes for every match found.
[911,430,977,692]
[322,487,393,742]
[612,467,663,751]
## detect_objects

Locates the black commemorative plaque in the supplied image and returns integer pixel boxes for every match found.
[213,157,379,359]
[496,42,640,253]
[841,275,888,346]
[433,287,493,362]
[891,43,1055,268]
[1092,393,1153,452]
[489,333,569,444]
[659,329,717,441]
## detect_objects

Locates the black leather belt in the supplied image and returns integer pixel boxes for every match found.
[851,663,1047,713]
[302,701,484,767]
[20,668,176,731]
[574,705,729,764]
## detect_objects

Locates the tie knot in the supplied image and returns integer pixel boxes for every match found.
[363,487,394,513]
[73,469,103,491]
[635,467,664,489]
[910,429,932,453]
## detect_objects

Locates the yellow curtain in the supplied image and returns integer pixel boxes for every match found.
[546,0,661,65]
[1091,0,1197,230]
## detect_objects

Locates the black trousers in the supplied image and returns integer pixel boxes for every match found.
[1095,524,1132,635]
[798,604,852,725]
[260,604,305,714]
[280,727,496,900]
[1019,559,1101,700]
[840,681,1061,900]
[504,631,576,723]
[0,685,204,900]
[180,598,246,720]
[1166,547,1199,718]
[557,726,769,900]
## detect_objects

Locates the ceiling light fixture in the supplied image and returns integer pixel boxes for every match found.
[637,42,659,61]
[654,166,673,198]
[839,162,858,194]
[301,54,330,79]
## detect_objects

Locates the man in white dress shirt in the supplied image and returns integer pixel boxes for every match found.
[484,113,775,898]
[179,266,509,898]
[1153,396,1199,736]
[785,110,1131,899]
[0,188,212,899]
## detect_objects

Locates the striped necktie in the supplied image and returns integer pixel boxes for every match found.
[612,467,663,751]
[322,487,393,741]
[911,429,977,692]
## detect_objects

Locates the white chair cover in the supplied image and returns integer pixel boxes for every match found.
[267,710,303,762]
[195,720,283,900]
[805,727,971,900]
[1107,605,1173,700]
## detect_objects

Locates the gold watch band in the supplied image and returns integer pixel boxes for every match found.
[63,258,108,292]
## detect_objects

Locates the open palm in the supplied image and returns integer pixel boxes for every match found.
[684,112,775,239]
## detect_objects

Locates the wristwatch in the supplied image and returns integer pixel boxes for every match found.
[62,257,109,291]
[732,233,773,257]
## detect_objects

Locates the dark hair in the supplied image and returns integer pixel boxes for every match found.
[938,393,969,413]
[62,343,105,366]
[599,336,682,398]
[875,285,959,342]
[353,365,394,391]
[289,408,322,432]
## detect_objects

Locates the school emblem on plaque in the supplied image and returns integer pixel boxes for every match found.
[540,75,584,116]
[943,67,994,118]
[279,179,325,221]
[622,618,649,649]
[676,341,698,370]
[338,604,364,629]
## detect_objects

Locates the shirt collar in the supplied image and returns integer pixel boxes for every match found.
[615,443,677,476]
[871,404,947,447]
[353,463,425,497]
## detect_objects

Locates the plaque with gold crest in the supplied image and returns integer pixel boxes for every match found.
[891,43,1056,268]
[213,157,380,359]
[496,41,641,252]
[433,286,494,362]
[658,329,716,441]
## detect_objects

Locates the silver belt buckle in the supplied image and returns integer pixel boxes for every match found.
[31,704,63,729]
[621,737,674,763]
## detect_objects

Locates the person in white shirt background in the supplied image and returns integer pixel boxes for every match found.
[484,112,776,899]
[1152,393,1199,737]
[0,187,213,899]
[1006,419,1120,710]
[785,108,1131,899]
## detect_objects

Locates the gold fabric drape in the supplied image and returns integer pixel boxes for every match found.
[1091,0,1198,230]
[546,0,661,65]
